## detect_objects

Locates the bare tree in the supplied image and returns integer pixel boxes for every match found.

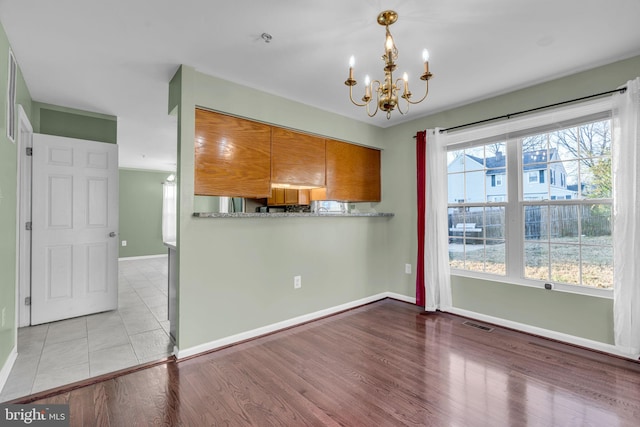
[549,120,612,198]
[549,121,611,168]
[485,142,506,156]
[522,134,546,153]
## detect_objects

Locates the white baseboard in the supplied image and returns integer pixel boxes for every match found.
[0,347,18,394]
[446,307,633,360]
[118,254,167,261]
[175,292,415,359]
[385,292,416,304]
[169,292,636,363]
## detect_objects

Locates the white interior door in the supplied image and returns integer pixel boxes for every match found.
[31,134,118,325]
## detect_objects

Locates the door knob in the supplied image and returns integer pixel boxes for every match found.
[109,232,117,237]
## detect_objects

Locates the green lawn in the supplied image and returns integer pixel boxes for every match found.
[449,236,613,288]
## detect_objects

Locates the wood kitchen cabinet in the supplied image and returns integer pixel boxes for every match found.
[193,109,381,203]
[267,188,310,206]
[269,188,286,205]
[194,109,271,198]
[271,127,325,187]
[323,139,381,202]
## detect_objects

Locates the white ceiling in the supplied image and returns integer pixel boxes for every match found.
[1,0,639,172]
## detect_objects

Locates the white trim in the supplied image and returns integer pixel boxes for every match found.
[446,307,633,360]
[16,105,33,328]
[0,347,18,394]
[175,292,414,359]
[385,292,416,304]
[6,48,17,143]
[118,254,168,261]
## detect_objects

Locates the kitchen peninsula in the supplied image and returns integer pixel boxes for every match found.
[193,212,394,218]
[194,109,385,212]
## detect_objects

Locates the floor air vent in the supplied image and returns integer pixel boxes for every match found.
[462,321,494,332]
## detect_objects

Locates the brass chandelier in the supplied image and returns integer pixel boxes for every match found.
[345,10,433,119]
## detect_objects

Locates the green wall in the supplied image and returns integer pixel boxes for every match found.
[380,55,640,345]
[170,66,391,351]
[451,276,614,343]
[0,23,32,377]
[119,169,171,258]
[171,56,640,352]
[32,102,117,143]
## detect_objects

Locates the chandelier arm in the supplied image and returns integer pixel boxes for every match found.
[397,98,409,115]
[395,77,407,99]
[397,87,409,115]
[366,80,382,117]
[405,81,430,105]
[366,94,379,117]
[371,79,382,87]
[348,84,368,107]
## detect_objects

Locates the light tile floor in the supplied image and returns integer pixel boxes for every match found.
[0,257,173,402]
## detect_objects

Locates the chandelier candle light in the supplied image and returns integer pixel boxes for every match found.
[345,10,433,119]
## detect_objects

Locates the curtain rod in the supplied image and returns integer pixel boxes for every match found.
[412,87,627,137]
[439,87,627,133]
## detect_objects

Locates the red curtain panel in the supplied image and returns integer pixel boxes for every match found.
[415,130,426,307]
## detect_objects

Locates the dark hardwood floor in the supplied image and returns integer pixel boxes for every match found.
[13,299,640,426]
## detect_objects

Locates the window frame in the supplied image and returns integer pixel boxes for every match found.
[444,98,613,299]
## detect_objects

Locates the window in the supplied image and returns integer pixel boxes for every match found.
[490,175,504,187]
[446,100,613,294]
[447,143,507,275]
[522,120,612,289]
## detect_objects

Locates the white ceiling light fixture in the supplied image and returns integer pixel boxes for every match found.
[345,10,433,119]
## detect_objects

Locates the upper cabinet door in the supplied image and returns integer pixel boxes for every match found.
[326,139,381,202]
[194,109,271,198]
[271,128,326,187]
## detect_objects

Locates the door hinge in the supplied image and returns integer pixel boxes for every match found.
[26,147,32,156]
[25,297,31,306]
[25,221,32,231]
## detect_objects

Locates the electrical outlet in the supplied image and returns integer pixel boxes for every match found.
[405,264,412,274]
[1,307,5,328]
[294,275,302,289]
[122,240,127,247]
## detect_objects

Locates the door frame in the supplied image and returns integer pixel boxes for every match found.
[16,104,33,327]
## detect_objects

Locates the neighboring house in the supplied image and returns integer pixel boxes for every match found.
[447,149,575,203]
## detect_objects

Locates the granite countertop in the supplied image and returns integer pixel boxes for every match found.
[193,212,394,218]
